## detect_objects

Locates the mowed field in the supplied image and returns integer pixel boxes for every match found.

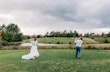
[0,49,110,72]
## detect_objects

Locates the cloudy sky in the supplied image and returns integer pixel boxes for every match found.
[0,0,110,35]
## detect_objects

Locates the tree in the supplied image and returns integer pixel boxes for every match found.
[2,32,13,42]
[1,23,23,42]
[37,35,43,38]
[73,31,78,38]
[23,35,30,40]
[44,32,49,37]
[107,32,110,37]
[50,31,55,37]
[14,33,23,42]
[69,30,74,37]
[90,33,95,39]
[1,24,6,32]
[84,33,90,37]
[6,23,20,34]
[62,30,67,37]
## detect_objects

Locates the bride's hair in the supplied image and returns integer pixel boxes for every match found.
[30,36,37,41]
[34,38,37,41]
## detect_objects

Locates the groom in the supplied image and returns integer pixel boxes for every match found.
[75,37,83,58]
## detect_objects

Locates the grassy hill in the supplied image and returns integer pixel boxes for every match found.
[38,37,98,44]
[94,37,110,43]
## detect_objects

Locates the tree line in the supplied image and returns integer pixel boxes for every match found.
[44,30,79,37]
[36,31,110,38]
[1,23,110,42]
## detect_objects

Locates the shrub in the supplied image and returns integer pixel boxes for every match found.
[1,40,8,46]
[48,42,51,44]
[104,39,109,43]
[69,42,72,44]
[61,42,63,44]
[56,41,60,44]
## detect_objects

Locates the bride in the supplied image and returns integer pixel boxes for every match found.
[22,37,40,60]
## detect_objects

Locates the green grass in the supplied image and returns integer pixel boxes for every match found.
[38,37,73,44]
[38,37,98,44]
[0,49,110,72]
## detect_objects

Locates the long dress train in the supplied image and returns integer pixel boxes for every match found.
[22,41,40,60]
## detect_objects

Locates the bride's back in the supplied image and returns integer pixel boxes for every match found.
[31,41,38,46]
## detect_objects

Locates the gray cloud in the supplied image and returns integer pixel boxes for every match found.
[0,0,110,35]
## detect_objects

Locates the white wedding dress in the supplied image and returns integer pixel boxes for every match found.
[22,40,40,60]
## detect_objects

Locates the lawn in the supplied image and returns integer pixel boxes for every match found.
[0,49,110,72]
